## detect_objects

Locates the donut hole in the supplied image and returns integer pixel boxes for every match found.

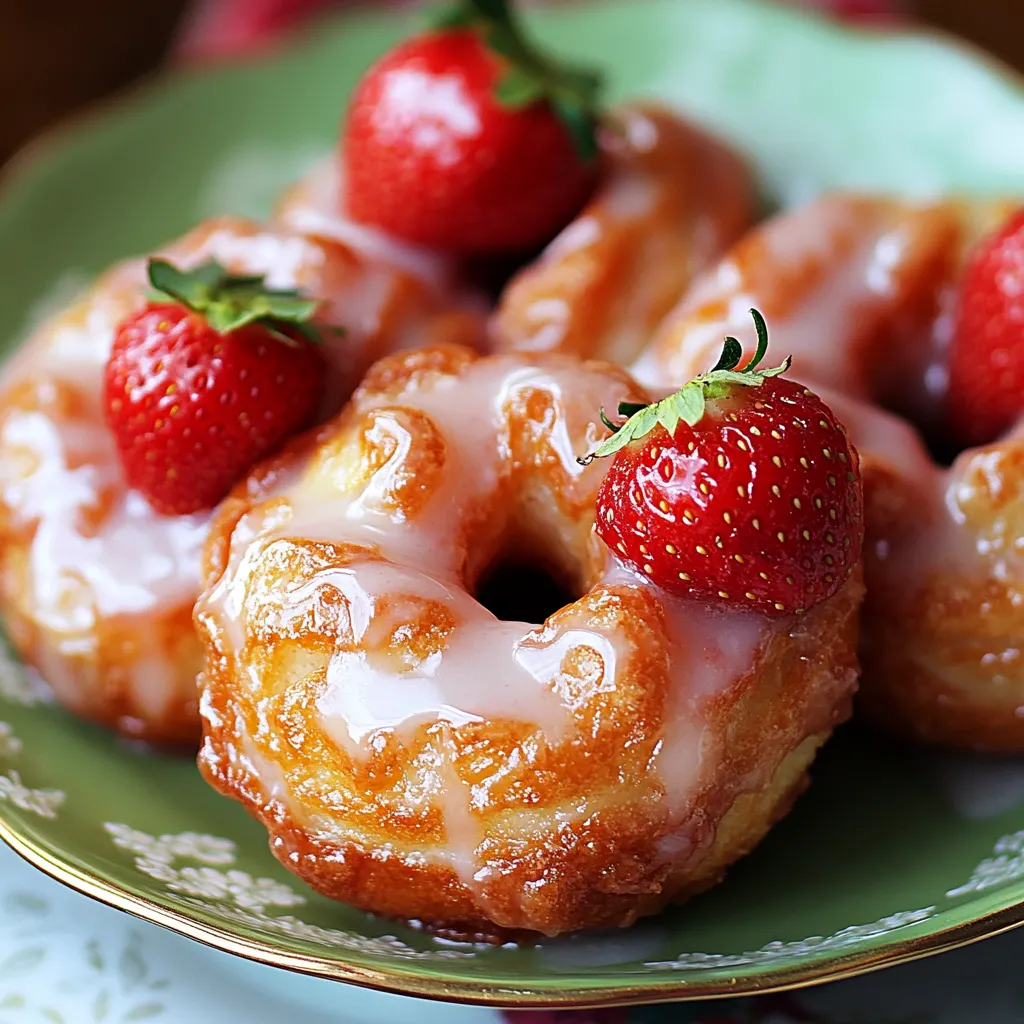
[476,558,578,624]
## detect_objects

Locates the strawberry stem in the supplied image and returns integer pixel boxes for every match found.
[147,259,341,345]
[577,309,791,465]
[431,0,603,162]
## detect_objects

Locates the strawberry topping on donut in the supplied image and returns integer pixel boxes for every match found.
[105,259,334,515]
[948,207,1024,448]
[583,310,864,617]
[342,0,602,254]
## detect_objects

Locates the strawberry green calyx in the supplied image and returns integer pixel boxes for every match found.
[432,0,603,161]
[147,258,338,345]
[578,309,791,465]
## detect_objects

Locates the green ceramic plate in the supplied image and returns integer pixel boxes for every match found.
[3,0,1024,1008]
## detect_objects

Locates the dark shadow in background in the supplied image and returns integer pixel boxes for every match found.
[0,0,191,165]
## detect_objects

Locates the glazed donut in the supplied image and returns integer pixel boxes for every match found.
[195,344,861,938]
[0,217,482,744]
[635,192,1024,751]
[490,106,755,364]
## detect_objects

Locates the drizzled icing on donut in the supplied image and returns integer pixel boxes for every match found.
[196,351,785,913]
[491,105,754,365]
[0,217,480,740]
[312,562,594,762]
[1,224,366,620]
[0,258,208,724]
[634,194,1024,596]
[632,195,951,401]
[275,157,468,294]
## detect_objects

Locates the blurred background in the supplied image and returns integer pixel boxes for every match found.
[0,0,1021,168]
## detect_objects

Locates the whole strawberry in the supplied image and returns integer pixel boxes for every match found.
[583,311,863,617]
[105,259,329,515]
[947,208,1024,448]
[343,0,602,254]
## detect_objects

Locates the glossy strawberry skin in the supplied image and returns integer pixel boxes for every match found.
[105,302,323,515]
[343,29,597,254]
[947,209,1024,448]
[595,377,864,617]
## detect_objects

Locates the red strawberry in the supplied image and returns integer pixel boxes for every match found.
[343,0,601,254]
[105,258,329,515]
[582,311,864,617]
[947,208,1024,447]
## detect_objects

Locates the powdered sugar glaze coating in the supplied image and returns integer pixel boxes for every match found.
[0,218,482,744]
[636,192,1024,750]
[196,345,860,938]
[491,106,754,365]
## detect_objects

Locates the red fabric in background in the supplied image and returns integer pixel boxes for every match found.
[175,0,905,61]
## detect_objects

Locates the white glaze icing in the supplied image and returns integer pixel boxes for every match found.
[0,218,475,733]
[0,280,196,584]
[602,559,768,825]
[0,263,203,722]
[314,563,575,750]
[199,354,776,903]
[495,106,752,367]
[632,196,930,400]
[633,195,1011,610]
[275,158,458,291]
[0,229,338,627]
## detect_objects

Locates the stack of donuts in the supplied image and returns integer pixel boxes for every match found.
[1,0,1021,941]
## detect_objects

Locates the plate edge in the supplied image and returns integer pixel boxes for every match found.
[4,810,1024,1008]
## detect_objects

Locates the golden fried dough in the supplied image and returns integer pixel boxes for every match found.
[491,106,754,366]
[196,345,861,937]
[0,219,482,743]
[637,192,1024,750]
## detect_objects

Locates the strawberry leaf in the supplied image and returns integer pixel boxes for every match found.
[146,258,342,346]
[202,304,251,334]
[462,0,510,19]
[710,335,743,373]
[430,3,477,29]
[494,67,547,107]
[551,97,599,164]
[149,259,226,308]
[743,308,770,370]
[434,0,603,162]
[260,294,321,322]
[577,309,790,465]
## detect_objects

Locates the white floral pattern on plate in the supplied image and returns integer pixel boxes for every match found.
[104,824,301,912]
[102,824,473,961]
[644,908,937,971]
[948,829,1024,898]
[0,772,65,822]
[0,844,495,1024]
[0,646,47,708]
[0,723,21,759]
[0,721,64,821]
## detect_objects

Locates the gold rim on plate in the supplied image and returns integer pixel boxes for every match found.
[5,811,1024,1007]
